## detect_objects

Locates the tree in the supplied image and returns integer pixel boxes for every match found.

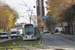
[12,10,19,28]
[45,0,75,34]
[58,5,75,34]
[0,1,19,31]
[46,15,56,31]
[45,0,65,16]
[45,0,75,23]
[58,6,75,23]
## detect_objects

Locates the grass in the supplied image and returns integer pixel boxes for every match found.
[22,41,37,49]
[22,35,49,49]
[0,37,23,50]
[0,35,49,50]
[32,35,49,49]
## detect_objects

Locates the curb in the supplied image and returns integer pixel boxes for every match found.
[39,34,43,45]
[38,34,50,48]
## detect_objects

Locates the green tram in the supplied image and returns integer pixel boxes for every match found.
[23,24,40,40]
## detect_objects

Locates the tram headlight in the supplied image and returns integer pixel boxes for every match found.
[31,36,33,38]
[26,36,27,38]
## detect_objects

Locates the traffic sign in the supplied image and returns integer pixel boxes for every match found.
[62,22,68,26]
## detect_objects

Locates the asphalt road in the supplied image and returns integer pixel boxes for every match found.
[42,34,75,48]
[0,37,16,43]
[0,38,11,43]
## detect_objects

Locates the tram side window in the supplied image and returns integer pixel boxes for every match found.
[36,27,39,34]
[37,28,40,34]
[36,28,38,34]
[34,27,37,35]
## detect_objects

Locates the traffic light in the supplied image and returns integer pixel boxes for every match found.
[33,6,35,8]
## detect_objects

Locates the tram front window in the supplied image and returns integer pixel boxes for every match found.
[25,25,33,35]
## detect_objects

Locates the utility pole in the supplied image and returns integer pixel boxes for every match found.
[27,10,33,24]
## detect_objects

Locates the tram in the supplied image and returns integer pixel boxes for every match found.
[23,24,40,40]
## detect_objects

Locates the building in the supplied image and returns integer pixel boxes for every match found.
[41,13,48,26]
[15,23,26,29]
[36,0,45,17]
[41,13,48,31]
[31,15,37,25]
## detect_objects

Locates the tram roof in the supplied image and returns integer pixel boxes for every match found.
[25,24,38,27]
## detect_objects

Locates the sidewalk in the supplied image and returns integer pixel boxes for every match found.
[56,33,75,41]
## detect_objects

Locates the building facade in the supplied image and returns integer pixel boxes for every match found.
[36,0,45,17]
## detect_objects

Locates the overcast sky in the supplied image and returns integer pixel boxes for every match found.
[4,0,47,24]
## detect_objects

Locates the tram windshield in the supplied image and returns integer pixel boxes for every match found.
[25,24,33,35]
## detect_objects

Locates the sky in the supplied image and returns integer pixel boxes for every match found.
[3,0,47,24]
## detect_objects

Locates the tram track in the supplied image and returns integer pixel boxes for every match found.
[30,41,37,47]
[30,40,44,49]
[19,41,26,48]
[30,41,34,46]
[19,41,33,49]
[4,44,10,50]
[4,41,25,50]
[4,41,35,50]
[31,41,44,49]
[3,35,45,50]
[19,40,38,49]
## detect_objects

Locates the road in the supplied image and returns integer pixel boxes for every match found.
[0,39,11,43]
[42,34,75,49]
[0,37,16,43]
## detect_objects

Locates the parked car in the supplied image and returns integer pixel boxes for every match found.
[0,32,8,39]
[11,31,22,38]
[54,29,58,33]
[43,31,50,34]
[51,31,54,34]
[10,28,22,38]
